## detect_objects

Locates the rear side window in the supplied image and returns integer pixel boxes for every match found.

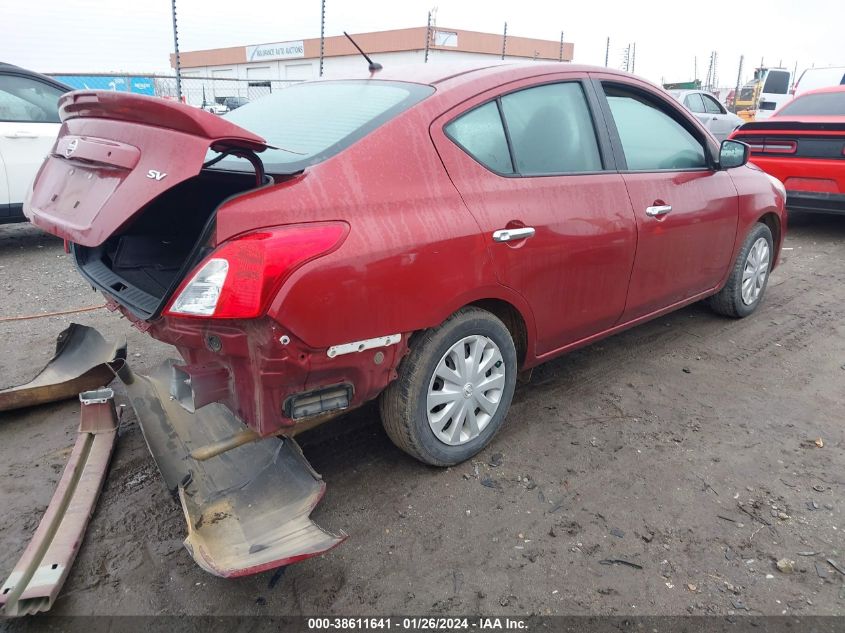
[604,85,706,171]
[702,94,724,114]
[500,83,602,174]
[763,71,790,94]
[776,91,845,116]
[0,74,64,123]
[684,93,705,113]
[445,101,513,174]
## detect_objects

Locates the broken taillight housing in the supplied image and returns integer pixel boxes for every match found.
[166,222,347,318]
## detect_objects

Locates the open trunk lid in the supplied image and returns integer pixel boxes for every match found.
[25,90,268,247]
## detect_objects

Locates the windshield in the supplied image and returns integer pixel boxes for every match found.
[209,80,434,173]
[777,92,845,117]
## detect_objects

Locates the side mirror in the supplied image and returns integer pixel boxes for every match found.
[719,139,749,169]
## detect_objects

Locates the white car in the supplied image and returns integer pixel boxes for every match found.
[668,89,744,141]
[793,66,845,97]
[0,63,68,224]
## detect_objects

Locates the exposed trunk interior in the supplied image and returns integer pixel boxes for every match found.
[73,169,263,319]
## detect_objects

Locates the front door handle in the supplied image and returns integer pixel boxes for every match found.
[645,205,672,217]
[5,131,38,139]
[493,227,536,242]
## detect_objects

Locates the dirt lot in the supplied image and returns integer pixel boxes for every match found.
[0,215,843,618]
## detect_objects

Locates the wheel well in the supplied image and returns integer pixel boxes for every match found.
[758,212,781,247]
[468,299,529,368]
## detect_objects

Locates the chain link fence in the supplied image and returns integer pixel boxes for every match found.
[47,73,301,112]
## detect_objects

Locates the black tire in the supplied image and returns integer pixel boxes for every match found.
[708,222,774,318]
[379,307,517,466]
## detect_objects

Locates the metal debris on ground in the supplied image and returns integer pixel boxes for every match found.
[0,323,126,412]
[599,559,643,570]
[827,559,845,576]
[0,389,119,616]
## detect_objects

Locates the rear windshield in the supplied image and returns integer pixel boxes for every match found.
[777,92,845,116]
[208,80,433,173]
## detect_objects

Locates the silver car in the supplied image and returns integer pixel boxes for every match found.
[668,89,744,141]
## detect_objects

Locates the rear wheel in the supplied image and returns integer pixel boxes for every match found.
[708,222,774,318]
[380,307,517,466]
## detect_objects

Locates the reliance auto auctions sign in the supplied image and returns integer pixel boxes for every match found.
[247,41,306,62]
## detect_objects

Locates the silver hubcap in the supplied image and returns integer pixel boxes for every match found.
[427,335,506,446]
[742,237,770,305]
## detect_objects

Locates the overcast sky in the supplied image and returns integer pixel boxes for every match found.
[2,0,843,86]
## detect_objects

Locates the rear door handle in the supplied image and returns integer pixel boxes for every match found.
[493,227,535,242]
[645,205,672,217]
[5,131,38,139]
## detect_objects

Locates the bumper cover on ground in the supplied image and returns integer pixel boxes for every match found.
[0,323,126,413]
[118,359,346,577]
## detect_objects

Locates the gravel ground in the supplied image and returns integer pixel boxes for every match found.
[0,215,843,618]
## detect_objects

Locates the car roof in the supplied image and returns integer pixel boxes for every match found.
[0,62,70,90]
[795,84,845,96]
[322,61,636,88]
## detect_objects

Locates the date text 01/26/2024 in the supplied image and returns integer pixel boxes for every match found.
[307,617,528,630]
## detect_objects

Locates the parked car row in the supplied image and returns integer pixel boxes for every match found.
[668,88,744,141]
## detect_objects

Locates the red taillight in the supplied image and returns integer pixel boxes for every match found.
[165,222,347,319]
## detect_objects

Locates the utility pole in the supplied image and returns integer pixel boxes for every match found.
[713,50,718,89]
[694,56,697,82]
[319,0,326,76]
[501,22,507,60]
[559,31,564,62]
[424,10,432,63]
[605,37,610,67]
[170,0,182,101]
[734,54,744,113]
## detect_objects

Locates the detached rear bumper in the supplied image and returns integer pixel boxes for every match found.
[787,191,845,214]
[117,359,346,577]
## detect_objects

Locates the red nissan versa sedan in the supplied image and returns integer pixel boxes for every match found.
[26,63,785,470]
[730,85,845,214]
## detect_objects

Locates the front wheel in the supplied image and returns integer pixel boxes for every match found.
[708,222,774,318]
[380,307,517,466]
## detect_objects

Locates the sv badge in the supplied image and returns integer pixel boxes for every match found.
[146,169,167,181]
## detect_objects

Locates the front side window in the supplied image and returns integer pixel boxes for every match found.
[445,101,513,174]
[684,93,705,113]
[0,75,64,123]
[702,94,724,114]
[604,84,707,171]
[499,83,602,174]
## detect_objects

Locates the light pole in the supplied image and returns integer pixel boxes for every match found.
[171,0,182,101]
